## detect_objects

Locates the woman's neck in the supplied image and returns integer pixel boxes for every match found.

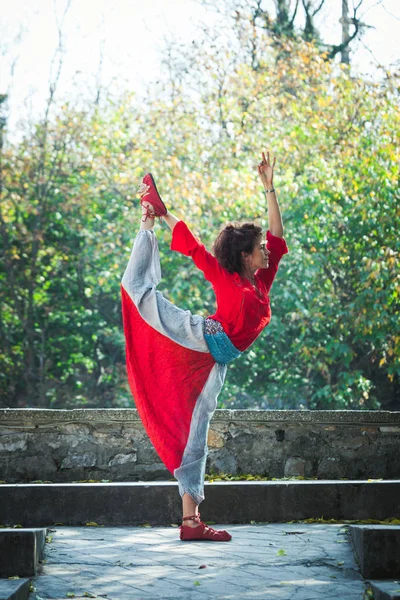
[243,267,256,281]
[242,269,257,288]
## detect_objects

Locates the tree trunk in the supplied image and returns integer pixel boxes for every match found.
[340,0,351,64]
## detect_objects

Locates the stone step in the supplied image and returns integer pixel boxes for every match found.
[0,579,30,600]
[0,480,399,526]
[0,528,47,577]
[370,581,400,600]
[350,525,400,578]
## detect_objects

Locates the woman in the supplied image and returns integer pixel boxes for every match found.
[121,151,288,542]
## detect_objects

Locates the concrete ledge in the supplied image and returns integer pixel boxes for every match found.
[350,525,400,578]
[1,407,399,425]
[370,582,400,600]
[0,579,30,600]
[0,480,399,526]
[0,528,47,577]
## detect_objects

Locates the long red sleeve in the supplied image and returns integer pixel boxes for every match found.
[170,220,228,285]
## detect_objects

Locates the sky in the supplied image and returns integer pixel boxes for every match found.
[0,0,399,131]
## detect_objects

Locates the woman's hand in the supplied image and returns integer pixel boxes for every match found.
[257,151,276,188]
[137,182,150,198]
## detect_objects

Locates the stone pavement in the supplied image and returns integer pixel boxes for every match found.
[29,523,368,600]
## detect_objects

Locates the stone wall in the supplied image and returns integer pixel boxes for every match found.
[0,409,399,483]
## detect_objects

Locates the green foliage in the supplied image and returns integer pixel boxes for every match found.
[0,38,398,409]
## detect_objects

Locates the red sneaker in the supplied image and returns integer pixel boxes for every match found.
[138,173,167,218]
[180,514,232,542]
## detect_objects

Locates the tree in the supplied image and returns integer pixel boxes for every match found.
[198,0,370,69]
[0,35,398,410]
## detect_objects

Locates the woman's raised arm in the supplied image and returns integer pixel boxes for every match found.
[257,150,284,238]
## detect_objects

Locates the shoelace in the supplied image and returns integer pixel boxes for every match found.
[141,205,156,222]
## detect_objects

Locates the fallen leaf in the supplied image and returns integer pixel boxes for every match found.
[140,523,152,528]
[277,549,287,556]
[8,576,20,580]
[170,523,179,528]
[199,565,206,569]
[194,581,201,586]
[66,593,75,598]
[85,522,101,527]
[83,593,96,598]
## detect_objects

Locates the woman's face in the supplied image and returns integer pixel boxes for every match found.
[245,236,270,272]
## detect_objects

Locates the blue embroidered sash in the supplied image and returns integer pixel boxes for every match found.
[203,318,241,364]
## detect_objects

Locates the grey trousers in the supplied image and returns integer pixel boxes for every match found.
[121,229,227,504]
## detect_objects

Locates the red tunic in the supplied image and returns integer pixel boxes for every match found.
[121,285,215,473]
[170,221,289,352]
[121,221,288,474]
